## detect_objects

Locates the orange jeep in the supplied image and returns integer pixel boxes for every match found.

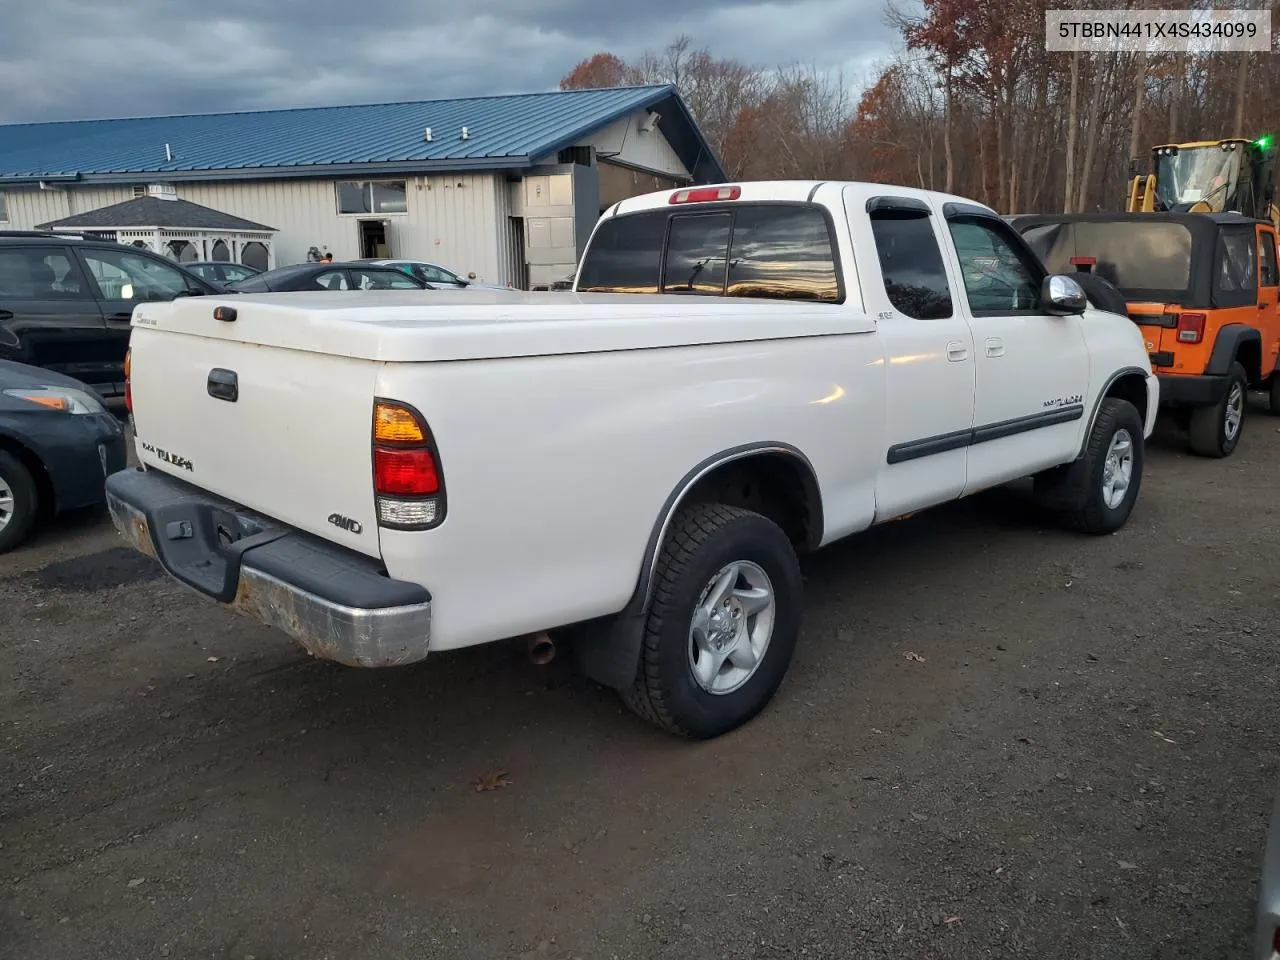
[1012,212,1280,457]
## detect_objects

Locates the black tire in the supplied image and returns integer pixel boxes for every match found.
[1061,398,1145,535]
[0,450,39,554]
[623,503,802,739]
[1268,375,1280,416]
[1187,361,1248,458]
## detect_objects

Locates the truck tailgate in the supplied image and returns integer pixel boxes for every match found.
[128,325,380,557]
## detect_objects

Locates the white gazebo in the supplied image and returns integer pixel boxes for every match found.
[37,185,277,270]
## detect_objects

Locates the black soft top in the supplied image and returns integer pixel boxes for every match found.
[1010,212,1265,309]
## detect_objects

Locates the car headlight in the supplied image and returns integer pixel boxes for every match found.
[4,386,107,415]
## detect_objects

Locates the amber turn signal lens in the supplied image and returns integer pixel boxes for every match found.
[374,401,426,444]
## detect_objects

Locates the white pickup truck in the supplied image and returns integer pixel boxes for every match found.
[106,180,1158,739]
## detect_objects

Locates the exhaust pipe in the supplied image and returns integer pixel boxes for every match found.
[527,631,556,665]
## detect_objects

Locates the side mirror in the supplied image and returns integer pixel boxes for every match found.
[1041,274,1087,316]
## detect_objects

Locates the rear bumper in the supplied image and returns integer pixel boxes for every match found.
[105,467,432,667]
[1156,373,1225,408]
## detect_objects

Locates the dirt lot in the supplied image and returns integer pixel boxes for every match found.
[2,413,1279,960]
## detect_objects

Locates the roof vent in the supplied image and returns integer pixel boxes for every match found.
[424,126,433,141]
[164,142,173,162]
[460,126,470,140]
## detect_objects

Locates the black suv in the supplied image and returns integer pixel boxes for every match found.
[0,234,218,409]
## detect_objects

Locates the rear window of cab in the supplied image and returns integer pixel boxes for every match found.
[576,202,844,303]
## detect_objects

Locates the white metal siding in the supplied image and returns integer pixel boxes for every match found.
[179,175,504,279]
[1,185,135,228]
[579,111,691,179]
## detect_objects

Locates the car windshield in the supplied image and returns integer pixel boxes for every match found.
[1019,220,1193,297]
[1155,146,1241,211]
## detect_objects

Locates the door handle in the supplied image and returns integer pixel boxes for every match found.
[207,368,238,403]
[946,340,968,362]
[985,337,1005,357]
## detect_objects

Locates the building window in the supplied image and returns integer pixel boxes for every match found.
[335,180,407,215]
[0,191,7,222]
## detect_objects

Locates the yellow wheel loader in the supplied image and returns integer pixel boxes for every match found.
[1128,136,1279,231]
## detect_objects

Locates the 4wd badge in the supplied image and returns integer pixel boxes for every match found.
[327,513,363,535]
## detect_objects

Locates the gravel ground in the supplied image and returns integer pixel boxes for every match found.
[2,412,1278,960]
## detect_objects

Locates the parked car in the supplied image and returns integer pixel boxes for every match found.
[0,236,219,410]
[1010,212,1280,457]
[360,258,508,290]
[0,359,127,553]
[183,261,263,288]
[225,261,432,293]
[1255,782,1280,959]
[106,179,1158,740]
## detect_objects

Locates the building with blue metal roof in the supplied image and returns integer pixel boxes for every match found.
[0,85,724,287]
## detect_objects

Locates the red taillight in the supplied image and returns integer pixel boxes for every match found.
[372,400,445,530]
[1070,256,1097,266]
[669,185,741,204]
[1176,312,1206,344]
[123,348,132,413]
[374,447,439,496]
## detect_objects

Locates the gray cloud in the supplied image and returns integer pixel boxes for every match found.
[0,0,900,123]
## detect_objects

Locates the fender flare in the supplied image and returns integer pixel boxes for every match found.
[1077,365,1151,460]
[1205,324,1262,377]
[570,441,823,691]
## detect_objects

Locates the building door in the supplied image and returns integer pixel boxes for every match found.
[358,219,391,258]
[507,217,528,290]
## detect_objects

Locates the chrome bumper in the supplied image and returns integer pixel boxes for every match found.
[106,468,432,668]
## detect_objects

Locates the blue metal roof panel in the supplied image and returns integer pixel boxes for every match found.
[0,86,722,180]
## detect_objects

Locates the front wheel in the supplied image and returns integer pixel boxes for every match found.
[1188,362,1248,457]
[1061,397,1145,535]
[0,451,39,555]
[623,503,802,739]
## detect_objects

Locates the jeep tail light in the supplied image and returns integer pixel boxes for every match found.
[669,185,741,204]
[372,399,445,530]
[123,347,132,413]
[1176,312,1206,344]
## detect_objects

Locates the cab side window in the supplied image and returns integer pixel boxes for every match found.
[1259,232,1279,287]
[868,211,953,320]
[947,218,1042,314]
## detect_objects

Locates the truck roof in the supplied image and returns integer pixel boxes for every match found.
[605,180,1000,219]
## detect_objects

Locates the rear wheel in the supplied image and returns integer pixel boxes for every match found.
[1268,374,1280,416]
[623,503,802,739]
[1188,362,1247,457]
[0,451,39,554]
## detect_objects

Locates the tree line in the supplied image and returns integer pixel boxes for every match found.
[560,1,1280,214]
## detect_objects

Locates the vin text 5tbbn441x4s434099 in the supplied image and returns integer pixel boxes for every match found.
[103,181,1159,740]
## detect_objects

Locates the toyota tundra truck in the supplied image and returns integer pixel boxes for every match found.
[105,180,1159,739]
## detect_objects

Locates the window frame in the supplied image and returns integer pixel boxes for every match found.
[943,210,1050,318]
[0,191,8,223]
[578,200,847,304]
[335,179,409,217]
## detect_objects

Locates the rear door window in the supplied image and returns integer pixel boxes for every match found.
[868,212,953,320]
[1259,231,1278,287]
[0,248,93,300]
[1216,230,1257,294]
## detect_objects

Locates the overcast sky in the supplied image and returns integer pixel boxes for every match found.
[0,0,902,124]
